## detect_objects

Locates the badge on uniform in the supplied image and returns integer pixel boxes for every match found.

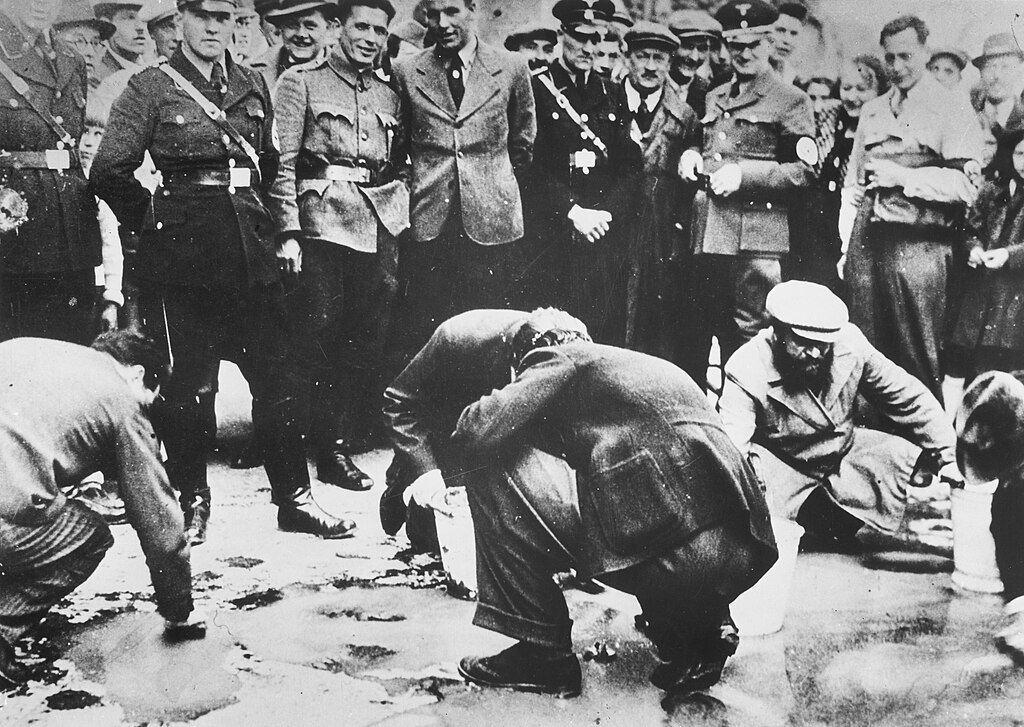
[796,136,818,166]
[45,149,71,171]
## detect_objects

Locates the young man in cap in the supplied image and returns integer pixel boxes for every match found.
[250,0,338,88]
[679,0,815,383]
[91,0,356,544]
[447,308,777,702]
[519,0,640,344]
[971,33,1024,146]
[92,0,147,84]
[618,22,703,381]
[0,330,203,689]
[664,8,719,119]
[771,1,806,85]
[269,0,406,489]
[53,0,115,89]
[719,281,960,551]
[0,0,104,345]
[231,0,261,64]
[504,22,557,71]
[389,0,536,360]
[592,25,623,81]
[841,16,985,402]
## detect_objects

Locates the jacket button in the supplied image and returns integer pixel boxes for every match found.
[361,132,369,141]
[55,90,62,99]
[8,99,17,108]
[714,153,722,161]
[766,202,772,209]
[54,115,63,124]
[718,131,726,140]
[580,114,588,122]
[552,112,559,119]
[176,115,184,124]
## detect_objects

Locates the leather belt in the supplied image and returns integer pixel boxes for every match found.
[162,168,254,187]
[0,149,73,170]
[305,164,373,183]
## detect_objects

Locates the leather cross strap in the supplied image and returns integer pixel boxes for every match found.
[536,71,608,158]
[157,60,262,182]
[0,56,76,147]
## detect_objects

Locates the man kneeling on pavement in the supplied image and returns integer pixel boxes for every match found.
[0,331,202,689]
[719,281,961,551]
[384,308,778,702]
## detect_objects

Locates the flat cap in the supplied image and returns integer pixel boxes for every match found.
[138,0,178,24]
[92,0,144,15]
[766,281,848,343]
[666,9,721,38]
[505,22,558,51]
[177,0,239,10]
[778,2,808,22]
[930,46,969,71]
[56,0,116,38]
[973,32,1024,68]
[235,0,258,17]
[714,0,778,39]
[264,0,339,22]
[552,0,615,28]
[625,21,679,53]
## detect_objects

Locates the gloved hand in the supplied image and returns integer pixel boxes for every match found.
[402,469,454,517]
[568,205,612,243]
[677,149,703,181]
[163,609,208,643]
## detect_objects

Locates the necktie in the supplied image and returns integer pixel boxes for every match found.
[891,89,907,118]
[448,55,464,110]
[635,91,656,134]
[210,62,227,104]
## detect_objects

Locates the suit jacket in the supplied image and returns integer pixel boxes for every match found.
[90,50,281,290]
[0,338,191,622]
[452,341,777,577]
[719,324,955,481]
[392,41,536,245]
[0,12,101,274]
[691,70,815,257]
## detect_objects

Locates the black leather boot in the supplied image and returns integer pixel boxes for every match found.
[316,441,374,491]
[277,488,357,539]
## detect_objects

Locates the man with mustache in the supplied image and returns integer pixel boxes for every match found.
[93,0,147,85]
[664,8,718,120]
[719,281,960,551]
[249,0,338,89]
[504,22,556,72]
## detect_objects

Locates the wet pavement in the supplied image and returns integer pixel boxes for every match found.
[2,364,1023,726]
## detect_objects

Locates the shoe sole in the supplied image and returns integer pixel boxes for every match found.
[457,662,581,698]
[278,525,357,540]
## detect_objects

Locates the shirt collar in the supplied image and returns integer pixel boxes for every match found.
[107,44,142,71]
[624,79,662,112]
[181,43,228,82]
[457,33,478,71]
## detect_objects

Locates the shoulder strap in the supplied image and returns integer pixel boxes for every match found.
[157,60,262,180]
[536,72,608,158]
[0,56,75,145]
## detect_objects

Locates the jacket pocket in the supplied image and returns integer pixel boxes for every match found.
[587,449,682,555]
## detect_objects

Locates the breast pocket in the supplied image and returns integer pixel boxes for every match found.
[235,97,266,149]
[309,101,354,153]
[587,449,682,555]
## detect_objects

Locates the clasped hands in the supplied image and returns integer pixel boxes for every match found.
[677,150,742,196]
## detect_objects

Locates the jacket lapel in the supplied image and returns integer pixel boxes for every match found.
[721,71,770,113]
[414,50,456,119]
[457,43,501,122]
[222,54,253,110]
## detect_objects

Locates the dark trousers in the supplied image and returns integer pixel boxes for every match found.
[566,231,629,346]
[992,470,1024,603]
[0,270,97,345]
[285,237,397,450]
[390,217,523,366]
[0,502,113,644]
[467,452,759,654]
[139,283,308,511]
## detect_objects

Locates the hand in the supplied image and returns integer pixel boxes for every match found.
[967,246,987,268]
[836,253,846,281]
[402,469,453,517]
[163,609,208,643]
[677,149,704,181]
[982,248,1010,270]
[99,301,119,333]
[709,163,742,197]
[276,237,302,275]
[568,205,613,243]
[849,185,865,208]
[864,159,908,190]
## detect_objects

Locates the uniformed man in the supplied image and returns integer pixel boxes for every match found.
[0,0,104,345]
[53,0,115,90]
[248,0,338,90]
[679,0,815,376]
[269,0,406,488]
[618,23,703,381]
[90,0,355,544]
[520,0,641,344]
[92,0,147,85]
[664,8,719,120]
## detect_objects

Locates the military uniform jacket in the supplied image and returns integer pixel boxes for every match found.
[452,341,777,578]
[269,50,408,252]
[90,50,280,290]
[529,60,641,228]
[719,324,955,482]
[392,42,535,245]
[0,13,101,274]
[691,70,814,256]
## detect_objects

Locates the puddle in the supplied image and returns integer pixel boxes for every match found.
[228,588,284,610]
[45,689,102,710]
[220,556,265,569]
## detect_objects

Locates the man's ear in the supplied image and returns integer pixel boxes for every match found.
[127,363,147,386]
[465,0,476,13]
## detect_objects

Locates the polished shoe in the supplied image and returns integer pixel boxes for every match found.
[317,444,374,491]
[230,440,263,469]
[278,495,357,539]
[0,636,29,689]
[184,497,211,546]
[650,618,738,694]
[379,483,408,536]
[458,642,582,698]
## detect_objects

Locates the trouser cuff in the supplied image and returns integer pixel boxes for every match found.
[473,601,573,652]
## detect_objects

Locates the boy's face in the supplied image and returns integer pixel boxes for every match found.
[79,124,104,170]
